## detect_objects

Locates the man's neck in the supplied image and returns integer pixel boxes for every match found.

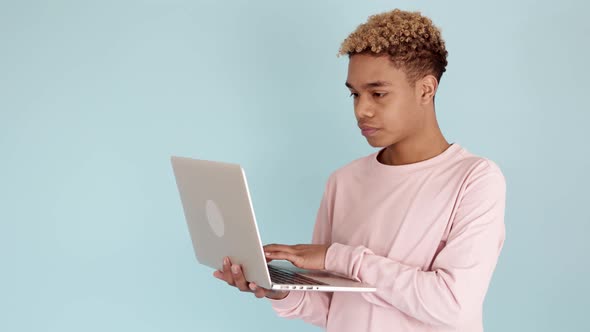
[378,129,450,166]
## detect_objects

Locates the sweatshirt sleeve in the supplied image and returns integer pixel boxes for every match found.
[324,161,506,327]
[268,177,335,328]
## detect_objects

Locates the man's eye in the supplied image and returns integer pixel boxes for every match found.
[373,92,387,98]
[349,92,358,98]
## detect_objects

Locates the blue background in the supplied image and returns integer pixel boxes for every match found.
[1,0,588,331]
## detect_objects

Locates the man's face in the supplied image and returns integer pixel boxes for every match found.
[346,53,425,148]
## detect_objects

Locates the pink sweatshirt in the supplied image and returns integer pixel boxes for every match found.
[269,144,506,331]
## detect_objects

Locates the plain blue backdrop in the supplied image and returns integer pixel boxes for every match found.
[1,0,588,331]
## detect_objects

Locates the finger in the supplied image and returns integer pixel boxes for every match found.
[222,257,235,286]
[255,288,267,298]
[249,282,267,299]
[251,283,288,300]
[248,282,258,292]
[264,244,296,254]
[213,270,224,280]
[231,264,250,292]
[265,251,301,266]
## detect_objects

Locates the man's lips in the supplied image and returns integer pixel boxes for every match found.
[359,125,379,136]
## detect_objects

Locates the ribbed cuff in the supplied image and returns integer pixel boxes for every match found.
[325,242,373,280]
[268,290,304,311]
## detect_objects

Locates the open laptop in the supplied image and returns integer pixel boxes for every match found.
[170,156,376,292]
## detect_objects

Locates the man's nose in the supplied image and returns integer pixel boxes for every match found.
[354,95,375,119]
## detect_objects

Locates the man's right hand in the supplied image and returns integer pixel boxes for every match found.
[212,256,289,300]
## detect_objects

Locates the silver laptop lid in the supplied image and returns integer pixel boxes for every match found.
[170,156,273,289]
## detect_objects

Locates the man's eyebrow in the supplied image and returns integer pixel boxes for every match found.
[345,81,392,89]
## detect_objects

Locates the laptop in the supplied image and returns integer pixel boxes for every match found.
[170,156,376,292]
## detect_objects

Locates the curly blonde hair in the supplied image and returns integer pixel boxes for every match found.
[339,9,448,85]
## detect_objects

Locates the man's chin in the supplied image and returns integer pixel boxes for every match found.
[365,138,389,148]
[367,142,387,148]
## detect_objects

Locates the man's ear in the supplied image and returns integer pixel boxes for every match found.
[417,75,439,105]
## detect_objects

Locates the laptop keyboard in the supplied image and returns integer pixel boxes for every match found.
[268,265,328,286]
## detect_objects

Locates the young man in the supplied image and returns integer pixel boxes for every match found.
[214,9,506,332]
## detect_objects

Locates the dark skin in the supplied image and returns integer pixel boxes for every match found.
[213,53,450,299]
